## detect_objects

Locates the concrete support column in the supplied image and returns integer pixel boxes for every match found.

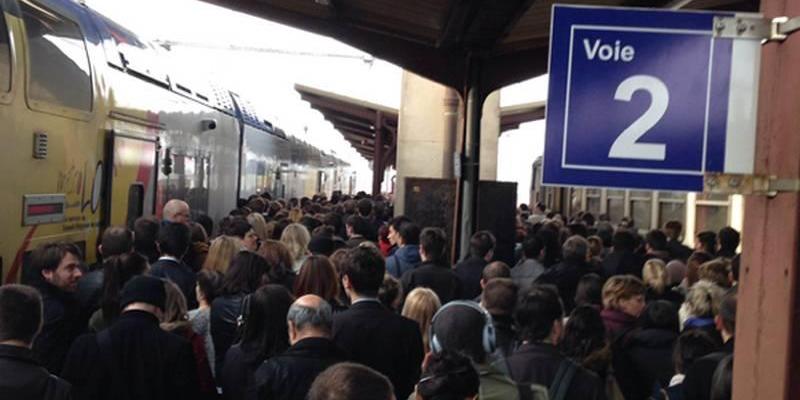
[394,71,456,214]
[480,90,501,180]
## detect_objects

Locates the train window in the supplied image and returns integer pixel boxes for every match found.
[586,189,601,215]
[607,190,625,222]
[696,204,729,234]
[659,202,685,227]
[630,191,652,230]
[0,11,10,93]
[22,1,92,112]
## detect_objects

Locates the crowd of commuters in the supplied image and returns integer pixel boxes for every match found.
[0,192,741,400]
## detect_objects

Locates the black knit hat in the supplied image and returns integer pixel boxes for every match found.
[308,235,335,256]
[120,275,166,310]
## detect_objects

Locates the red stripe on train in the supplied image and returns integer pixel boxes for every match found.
[5,226,38,284]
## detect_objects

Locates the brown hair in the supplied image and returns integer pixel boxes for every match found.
[602,275,646,310]
[203,235,240,273]
[258,240,294,272]
[698,258,731,288]
[294,255,340,302]
[401,288,441,353]
[308,362,394,400]
[160,281,190,332]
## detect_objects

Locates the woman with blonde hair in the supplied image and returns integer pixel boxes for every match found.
[401,287,441,353]
[643,258,684,308]
[203,235,240,274]
[288,208,304,223]
[601,275,646,338]
[280,223,311,273]
[247,212,270,243]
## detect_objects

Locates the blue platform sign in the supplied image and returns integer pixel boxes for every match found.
[543,5,761,191]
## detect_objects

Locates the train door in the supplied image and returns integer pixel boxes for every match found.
[104,129,158,229]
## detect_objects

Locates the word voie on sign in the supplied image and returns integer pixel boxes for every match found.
[583,39,635,62]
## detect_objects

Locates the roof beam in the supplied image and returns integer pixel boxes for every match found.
[438,0,483,48]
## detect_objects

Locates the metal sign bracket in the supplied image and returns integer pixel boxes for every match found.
[713,16,800,42]
[705,173,800,197]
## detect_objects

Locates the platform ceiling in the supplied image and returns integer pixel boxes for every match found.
[296,83,545,163]
[202,0,759,95]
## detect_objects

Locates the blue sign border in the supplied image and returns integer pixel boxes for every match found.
[543,5,735,192]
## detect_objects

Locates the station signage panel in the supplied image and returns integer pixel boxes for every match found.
[543,5,762,191]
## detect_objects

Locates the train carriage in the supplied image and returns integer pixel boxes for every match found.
[0,0,351,283]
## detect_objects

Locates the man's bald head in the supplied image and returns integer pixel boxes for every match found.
[163,199,191,225]
[287,294,333,344]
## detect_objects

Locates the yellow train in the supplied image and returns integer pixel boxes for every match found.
[0,0,351,282]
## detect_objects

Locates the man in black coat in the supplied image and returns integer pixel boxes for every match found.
[454,231,495,300]
[602,230,645,279]
[684,290,737,400]
[256,295,346,400]
[61,275,199,400]
[664,221,693,262]
[536,236,597,314]
[504,284,605,400]
[148,222,198,309]
[401,227,462,303]
[332,246,424,400]
[0,284,71,400]
[29,242,88,374]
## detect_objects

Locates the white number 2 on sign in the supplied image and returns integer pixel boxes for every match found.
[608,75,669,161]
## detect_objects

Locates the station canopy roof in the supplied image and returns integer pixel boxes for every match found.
[296,83,545,163]
[203,0,759,96]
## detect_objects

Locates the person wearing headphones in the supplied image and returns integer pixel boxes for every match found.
[427,300,519,400]
[504,285,606,400]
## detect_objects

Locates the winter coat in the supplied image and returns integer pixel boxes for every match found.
[602,250,645,279]
[332,299,423,400]
[511,258,545,294]
[210,294,245,377]
[255,337,347,400]
[454,255,488,300]
[386,245,421,278]
[683,340,733,400]
[536,260,595,313]
[504,342,606,400]
[615,328,678,400]
[32,283,88,374]
[401,261,462,304]
[0,344,71,400]
[60,310,199,400]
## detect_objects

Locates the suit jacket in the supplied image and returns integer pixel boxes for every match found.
[332,299,423,400]
[401,261,462,303]
[454,255,488,300]
[61,310,199,400]
[149,258,198,309]
[0,344,71,400]
[255,337,347,400]
[33,283,88,374]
